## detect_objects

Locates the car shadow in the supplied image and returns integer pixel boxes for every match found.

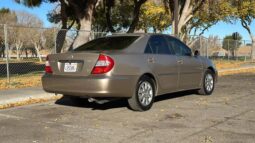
[55,90,197,111]
[55,97,128,110]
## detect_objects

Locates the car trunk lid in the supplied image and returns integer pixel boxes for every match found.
[47,52,100,76]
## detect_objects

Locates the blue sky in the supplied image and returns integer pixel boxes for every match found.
[0,0,55,27]
[0,0,254,41]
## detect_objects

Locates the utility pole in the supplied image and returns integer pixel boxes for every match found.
[4,24,10,83]
[174,0,179,37]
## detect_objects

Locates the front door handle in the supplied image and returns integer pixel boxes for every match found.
[177,59,183,64]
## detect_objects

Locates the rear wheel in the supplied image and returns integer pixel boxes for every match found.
[198,69,215,95]
[128,76,155,111]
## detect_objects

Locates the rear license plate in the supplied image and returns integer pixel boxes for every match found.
[64,63,77,72]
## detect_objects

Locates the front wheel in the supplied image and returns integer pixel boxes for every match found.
[198,70,215,95]
[128,76,155,111]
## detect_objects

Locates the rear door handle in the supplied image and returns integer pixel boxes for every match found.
[148,57,155,63]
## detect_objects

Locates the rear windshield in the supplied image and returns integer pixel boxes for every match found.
[74,36,139,51]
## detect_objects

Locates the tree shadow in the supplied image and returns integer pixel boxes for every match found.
[55,90,197,111]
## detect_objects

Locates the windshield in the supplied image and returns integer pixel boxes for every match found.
[74,36,139,51]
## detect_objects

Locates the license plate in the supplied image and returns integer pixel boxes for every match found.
[64,63,77,72]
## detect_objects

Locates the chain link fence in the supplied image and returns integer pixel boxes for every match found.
[187,35,253,61]
[0,24,253,89]
[0,24,111,89]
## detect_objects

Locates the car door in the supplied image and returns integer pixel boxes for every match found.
[167,37,203,90]
[145,35,178,93]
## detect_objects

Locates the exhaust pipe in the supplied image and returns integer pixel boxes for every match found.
[88,97,118,104]
[88,98,110,104]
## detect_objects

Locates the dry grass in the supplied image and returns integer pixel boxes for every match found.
[219,68,255,76]
[213,60,246,70]
[0,74,42,90]
[0,95,62,109]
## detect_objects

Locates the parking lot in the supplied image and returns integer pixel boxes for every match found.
[0,73,254,143]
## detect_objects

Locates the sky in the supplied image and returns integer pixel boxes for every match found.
[0,0,55,27]
[0,0,255,41]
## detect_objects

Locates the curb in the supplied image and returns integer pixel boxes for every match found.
[0,93,63,109]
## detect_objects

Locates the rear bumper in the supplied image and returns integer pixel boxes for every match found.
[42,74,139,98]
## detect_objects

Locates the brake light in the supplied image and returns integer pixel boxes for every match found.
[91,54,114,74]
[45,55,53,74]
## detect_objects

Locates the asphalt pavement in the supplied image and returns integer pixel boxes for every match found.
[0,73,254,143]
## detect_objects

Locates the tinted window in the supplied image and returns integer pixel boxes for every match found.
[144,44,154,54]
[74,36,139,51]
[165,36,191,56]
[145,35,172,55]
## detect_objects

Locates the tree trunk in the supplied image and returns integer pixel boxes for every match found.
[15,41,23,61]
[72,18,92,48]
[127,0,147,33]
[72,1,96,49]
[251,37,255,61]
[105,0,116,32]
[168,0,205,39]
[153,27,156,33]
[34,42,42,62]
[55,0,68,53]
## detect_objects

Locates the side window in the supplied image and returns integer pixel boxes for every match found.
[178,41,192,56]
[144,44,154,54]
[165,36,180,55]
[165,36,191,56]
[145,35,173,55]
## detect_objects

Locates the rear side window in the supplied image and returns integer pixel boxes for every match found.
[165,36,191,56]
[145,35,173,55]
[74,36,139,51]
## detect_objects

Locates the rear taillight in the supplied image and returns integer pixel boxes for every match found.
[91,54,114,74]
[45,55,53,74]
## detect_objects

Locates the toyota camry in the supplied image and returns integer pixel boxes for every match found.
[42,34,217,111]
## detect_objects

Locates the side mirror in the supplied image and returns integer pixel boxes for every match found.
[194,50,200,56]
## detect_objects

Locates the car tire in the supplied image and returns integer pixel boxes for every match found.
[198,69,215,95]
[128,76,155,111]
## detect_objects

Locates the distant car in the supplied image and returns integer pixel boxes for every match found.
[42,34,217,111]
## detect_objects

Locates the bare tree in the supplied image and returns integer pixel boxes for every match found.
[0,8,17,58]
[13,11,44,61]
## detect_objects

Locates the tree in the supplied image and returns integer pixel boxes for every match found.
[231,0,255,60]
[182,0,234,46]
[8,11,44,61]
[16,0,101,51]
[138,1,171,33]
[163,0,206,38]
[0,8,17,25]
[0,8,17,58]
[94,0,147,33]
[222,34,242,58]
[0,8,17,57]
[42,28,56,51]
[186,1,233,36]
